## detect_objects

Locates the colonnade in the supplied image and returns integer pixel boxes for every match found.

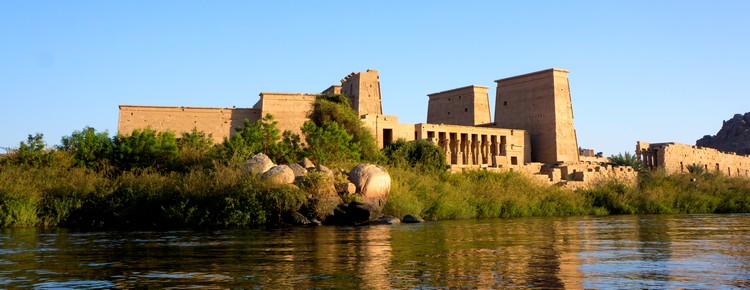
[424,131,511,167]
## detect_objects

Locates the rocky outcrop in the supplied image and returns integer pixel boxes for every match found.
[697,112,750,155]
[244,153,275,175]
[261,165,295,185]
[247,159,393,226]
[348,164,391,212]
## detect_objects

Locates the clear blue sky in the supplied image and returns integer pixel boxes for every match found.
[1,1,748,155]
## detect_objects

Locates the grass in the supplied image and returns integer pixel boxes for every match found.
[383,167,750,220]
[1,151,750,228]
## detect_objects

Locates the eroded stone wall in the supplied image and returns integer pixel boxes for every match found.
[638,141,750,177]
[118,105,261,143]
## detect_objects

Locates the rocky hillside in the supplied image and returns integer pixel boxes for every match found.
[696,112,750,155]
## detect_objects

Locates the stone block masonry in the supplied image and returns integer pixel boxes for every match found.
[118,105,260,143]
[637,141,750,177]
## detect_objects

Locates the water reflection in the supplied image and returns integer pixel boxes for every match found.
[1,214,749,288]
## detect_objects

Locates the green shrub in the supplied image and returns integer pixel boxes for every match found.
[59,127,113,168]
[309,94,382,162]
[302,121,360,164]
[111,128,178,171]
[383,139,446,173]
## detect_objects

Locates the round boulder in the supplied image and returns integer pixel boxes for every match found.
[244,153,275,175]
[261,165,295,185]
[299,158,315,170]
[348,164,391,212]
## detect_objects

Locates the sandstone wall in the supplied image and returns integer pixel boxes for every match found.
[360,114,415,148]
[638,141,750,177]
[341,69,382,116]
[118,105,260,143]
[427,85,491,126]
[257,92,317,137]
[494,69,579,164]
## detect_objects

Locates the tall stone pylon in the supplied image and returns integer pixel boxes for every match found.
[494,68,579,164]
[340,69,383,116]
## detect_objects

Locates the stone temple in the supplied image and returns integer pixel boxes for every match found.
[119,68,750,187]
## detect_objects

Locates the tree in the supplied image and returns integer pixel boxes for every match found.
[275,130,303,164]
[302,121,360,164]
[111,128,178,171]
[308,94,381,162]
[59,126,112,167]
[609,151,643,172]
[173,128,215,171]
[10,133,54,167]
[383,139,447,173]
[220,114,283,163]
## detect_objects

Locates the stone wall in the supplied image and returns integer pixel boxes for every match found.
[360,114,416,148]
[494,69,579,164]
[637,141,750,177]
[118,105,260,143]
[426,85,491,126]
[256,92,317,137]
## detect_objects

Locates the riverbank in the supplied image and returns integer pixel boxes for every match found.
[2,155,749,229]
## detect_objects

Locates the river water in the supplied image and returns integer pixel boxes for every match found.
[1,214,749,289]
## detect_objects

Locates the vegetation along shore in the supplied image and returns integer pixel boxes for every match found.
[2,95,749,229]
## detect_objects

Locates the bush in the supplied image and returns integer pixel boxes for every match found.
[309,94,382,162]
[59,127,113,168]
[111,128,178,171]
[383,139,446,173]
[6,133,55,167]
[302,121,360,164]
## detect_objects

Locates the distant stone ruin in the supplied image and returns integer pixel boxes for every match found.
[118,68,749,188]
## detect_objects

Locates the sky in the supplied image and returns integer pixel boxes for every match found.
[1,1,748,155]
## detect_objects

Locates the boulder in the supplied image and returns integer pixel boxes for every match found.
[299,158,315,170]
[402,214,425,223]
[348,164,391,212]
[284,211,311,226]
[288,163,308,180]
[314,165,335,179]
[244,153,275,175]
[261,165,295,185]
[370,215,400,225]
[304,178,343,221]
[336,182,356,195]
[326,201,379,226]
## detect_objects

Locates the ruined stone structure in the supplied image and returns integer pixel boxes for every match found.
[637,141,750,177]
[323,69,383,116]
[118,68,649,188]
[427,85,491,126]
[495,69,579,165]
